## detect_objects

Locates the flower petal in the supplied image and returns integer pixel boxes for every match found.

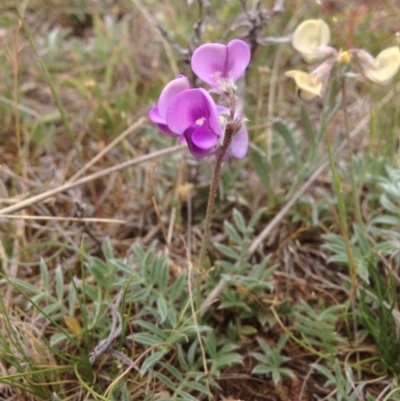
[149,106,163,124]
[157,75,190,119]
[363,46,400,85]
[166,88,222,136]
[285,70,323,100]
[191,126,219,149]
[292,19,331,63]
[184,126,216,158]
[191,40,250,86]
[230,122,249,159]
[191,43,227,86]
[226,39,251,82]
[149,106,179,136]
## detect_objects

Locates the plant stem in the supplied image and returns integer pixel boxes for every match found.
[342,79,363,226]
[324,121,358,300]
[195,126,235,311]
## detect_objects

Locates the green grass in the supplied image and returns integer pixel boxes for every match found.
[1,0,400,400]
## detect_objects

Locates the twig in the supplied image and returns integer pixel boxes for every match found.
[0,145,183,216]
[67,118,146,183]
[0,215,127,224]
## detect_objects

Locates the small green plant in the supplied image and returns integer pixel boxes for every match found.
[312,359,365,401]
[210,209,278,331]
[293,299,346,356]
[251,334,294,385]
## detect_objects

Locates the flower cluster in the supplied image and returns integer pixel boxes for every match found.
[149,40,251,159]
[285,19,400,100]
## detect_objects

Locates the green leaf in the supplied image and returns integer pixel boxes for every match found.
[273,120,301,166]
[132,288,151,302]
[232,208,247,234]
[154,371,175,390]
[249,207,267,229]
[170,272,186,302]
[68,281,77,316]
[167,307,177,327]
[214,243,239,259]
[300,103,316,154]
[249,148,272,196]
[40,258,49,293]
[240,325,258,335]
[251,352,268,364]
[213,353,242,369]
[158,258,169,293]
[185,381,210,395]
[50,332,68,346]
[156,296,168,324]
[55,264,64,303]
[140,350,166,376]
[102,237,114,260]
[134,333,164,347]
[380,194,400,214]
[109,259,134,275]
[88,257,110,287]
[252,365,272,375]
[224,220,241,244]
[10,278,41,295]
[135,320,167,340]
[159,361,183,381]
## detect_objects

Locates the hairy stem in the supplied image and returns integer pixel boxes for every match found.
[195,124,235,310]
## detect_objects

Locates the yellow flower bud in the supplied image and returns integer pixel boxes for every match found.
[337,50,351,64]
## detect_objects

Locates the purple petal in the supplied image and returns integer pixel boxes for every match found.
[191,40,251,86]
[191,126,219,149]
[156,123,178,137]
[166,88,221,136]
[184,126,215,158]
[149,106,164,124]
[226,40,251,82]
[230,122,249,158]
[157,75,190,120]
[149,107,178,136]
[217,105,229,115]
[191,43,227,86]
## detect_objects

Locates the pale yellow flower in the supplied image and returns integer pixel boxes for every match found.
[285,58,335,100]
[354,46,400,85]
[285,70,323,100]
[292,19,334,63]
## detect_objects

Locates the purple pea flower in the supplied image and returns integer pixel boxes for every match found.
[148,75,190,136]
[191,39,251,87]
[166,88,222,158]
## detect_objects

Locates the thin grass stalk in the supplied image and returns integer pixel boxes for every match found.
[15,4,76,145]
[341,79,363,226]
[324,124,358,300]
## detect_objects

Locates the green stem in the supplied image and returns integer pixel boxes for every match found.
[324,121,358,299]
[342,79,363,226]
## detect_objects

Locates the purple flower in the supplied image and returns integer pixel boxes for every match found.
[191,39,251,87]
[229,121,248,159]
[166,88,222,158]
[148,75,190,136]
